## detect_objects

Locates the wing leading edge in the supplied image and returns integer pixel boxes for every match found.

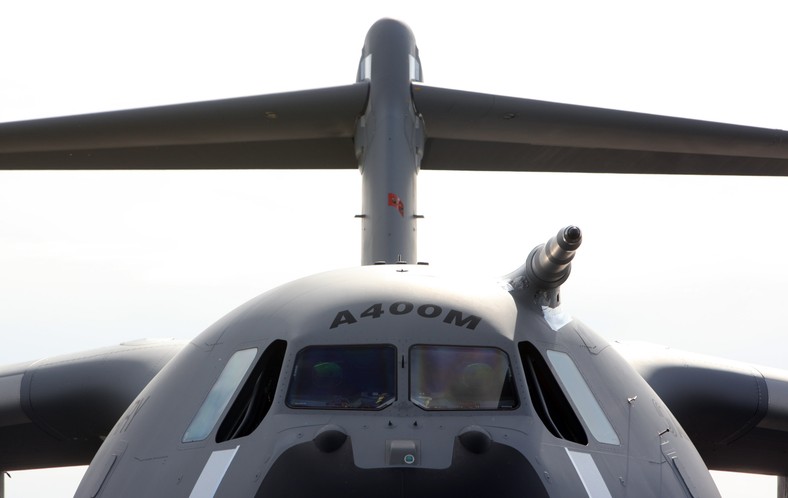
[615,342,788,475]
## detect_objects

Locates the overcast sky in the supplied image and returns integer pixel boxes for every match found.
[1,1,787,496]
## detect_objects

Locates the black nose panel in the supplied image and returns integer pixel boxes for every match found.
[257,436,548,498]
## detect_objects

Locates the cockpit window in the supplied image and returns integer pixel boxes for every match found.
[546,350,620,445]
[410,345,519,410]
[183,347,258,443]
[216,340,287,442]
[286,345,396,410]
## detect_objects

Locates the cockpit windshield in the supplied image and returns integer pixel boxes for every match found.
[286,345,396,410]
[410,345,519,410]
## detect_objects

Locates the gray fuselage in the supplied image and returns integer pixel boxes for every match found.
[76,264,720,497]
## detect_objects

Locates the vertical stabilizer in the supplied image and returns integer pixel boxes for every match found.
[355,19,425,265]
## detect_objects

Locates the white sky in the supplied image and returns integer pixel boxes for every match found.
[1,0,787,496]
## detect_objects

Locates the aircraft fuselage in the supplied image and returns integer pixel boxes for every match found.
[76,264,720,497]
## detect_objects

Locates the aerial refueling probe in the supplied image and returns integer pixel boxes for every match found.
[503,226,582,299]
[527,225,582,289]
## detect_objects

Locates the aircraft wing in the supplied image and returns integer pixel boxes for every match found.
[614,341,788,475]
[0,339,185,470]
[412,84,788,175]
[3,81,788,174]
[0,83,368,170]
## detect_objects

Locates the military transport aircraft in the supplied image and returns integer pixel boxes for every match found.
[2,10,788,498]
